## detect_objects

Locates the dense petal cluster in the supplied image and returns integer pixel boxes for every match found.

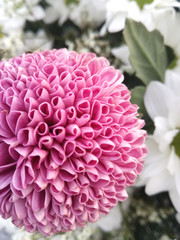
[0,49,146,236]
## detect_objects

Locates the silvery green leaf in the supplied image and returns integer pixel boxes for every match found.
[123,19,168,85]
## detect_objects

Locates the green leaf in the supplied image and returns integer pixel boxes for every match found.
[171,130,180,158]
[65,0,79,6]
[123,19,168,85]
[166,45,176,67]
[169,56,178,69]
[130,0,153,9]
[130,86,146,114]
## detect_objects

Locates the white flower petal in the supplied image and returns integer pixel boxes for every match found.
[153,117,178,150]
[27,5,45,21]
[153,116,170,137]
[70,0,107,28]
[0,216,17,234]
[23,30,53,51]
[127,1,141,20]
[100,0,127,34]
[173,59,180,74]
[96,204,122,232]
[176,212,180,224]
[165,70,180,97]
[101,0,155,34]
[175,173,180,197]
[100,23,107,35]
[167,147,179,175]
[108,13,126,32]
[111,45,130,65]
[144,81,173,120]
[168,98,180,128]
[145,170,173,195]
[174,157,180,195]
[145,137,164,163]
[145,0,180,10]
[2,17,25,33]
[139,10,155,31]
[43,6,61,24]
[169,188,180,212]
[160,130,179,151]
[141,149,169,179]
[111,45,133,73]
[151,8,180,49]
[106,0,128,12]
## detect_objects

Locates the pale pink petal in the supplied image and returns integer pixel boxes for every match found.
[65,124,81,140]
[59,162,77,182]
[52,126,65,143]
[70,158,85,172]
[50,143,66,166]
[76,100,90,114]
[51,96,65,110]
[83,152,99,167]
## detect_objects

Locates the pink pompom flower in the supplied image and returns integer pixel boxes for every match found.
[0,49,146,236]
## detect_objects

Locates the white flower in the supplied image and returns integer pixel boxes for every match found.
[100,0,155,35]
[0,0,46,57]
[111,45,134,74]
[0,32,24,58]
[11,224,97,240]
[95,204,122,232]
[23,29,53,51]
[104,0,180,75]
[0,0,45,32]
[138,70,180,213]
[44,0,108,28]
[145,1,180,74]
[70,0,107,28]
[12,230,34,240]
[145,0,180,10]
[101,0,180,35]
[145,0,180,53]
[0,216,17,235]
[43,0,72,25]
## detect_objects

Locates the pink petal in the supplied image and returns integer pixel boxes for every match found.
[14,198,27,219]
[50,143,66,166]
[17,127,35,146]
[65,124,80,140]
[36,87,50,103]
[52,126,65,143]
[66,106,76,123]
[96,137,115,152]
[77,174,90,188]
[59,161,77,182]
[51,96,65,110]
[81,126,94,140]
[83,152,98,167]
[70,158,85,172]
[91,100,102,120]
[76,99,90,114]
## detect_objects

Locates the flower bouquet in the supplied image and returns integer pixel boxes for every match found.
[0,0,180,239]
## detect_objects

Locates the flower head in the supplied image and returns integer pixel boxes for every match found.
[100,0,154,35]
[138,70,180,214]
[0,48,146,236]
